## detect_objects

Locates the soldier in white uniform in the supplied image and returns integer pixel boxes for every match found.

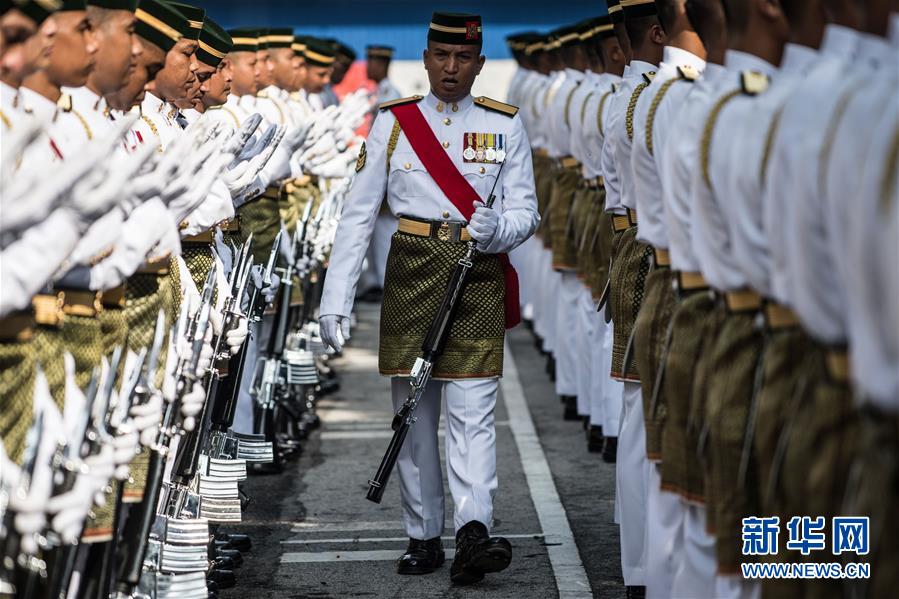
[319,11,538,586]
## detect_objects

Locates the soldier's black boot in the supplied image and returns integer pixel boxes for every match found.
[396,537,445,574]
[450,520,512,585]
[602,436,618,463]
[562,396,579,421]
[588,425,604,453]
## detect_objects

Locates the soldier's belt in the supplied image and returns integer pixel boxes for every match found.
[181,228,220,244]
[675,271,709,291]
[283,175,315,193]
[825,349,850,384]
[763,301,799,330]
[627,208,638,225]
[559,156,580,169]
[0,311,35,342]
[397,216,471,243]
[652,248,671,268]
[136,257,171,275]
[721,289,762,313]
[612,214,631,232]
[261,184,282,201]
[534,148,550,158]
[584,176,604,189]
[33,289,101,324]
[101,285,126,309]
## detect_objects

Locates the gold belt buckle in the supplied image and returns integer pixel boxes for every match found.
[437,222,451,242]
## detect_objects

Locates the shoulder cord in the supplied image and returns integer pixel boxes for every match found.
[645,79,679,156]
[700,89,742,188]
[596,89,615,137]
[625,81,651,142]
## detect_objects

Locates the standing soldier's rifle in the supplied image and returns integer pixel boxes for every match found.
[46,346,124,599]
[1,412,44,597]
[112,274,214,597]
[366,159,507,504]
[204,232,282,463]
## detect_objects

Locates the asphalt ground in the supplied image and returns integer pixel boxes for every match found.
[230,302,625,598]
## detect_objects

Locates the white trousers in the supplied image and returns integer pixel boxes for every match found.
[671,504,718,599]
[617,380,649,586]
[602,321,623,433]
[646,464,685,598]
[391,377,498,540]
[575,287,595,416]
[554,271,581,397]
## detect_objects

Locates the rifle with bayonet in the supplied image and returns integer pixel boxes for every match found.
[45,345,124,599]
[161,268,217,519]
[1,411,45,598]
[204,231,282,462]
[366,159,508,504]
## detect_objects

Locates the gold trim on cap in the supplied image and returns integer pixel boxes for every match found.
[230,37,257,45]
[292,42,307,52]
[198,40,225,59]
[608,4,623,13]
[558,32,579,44]
[34,0,62,10]
[187,18,203,30]
[621,0,655,5]
[265,34,295,43]
[429,22,482,35]
[304,49,335,64]
[135,9,182,42]
[367,48,393,58]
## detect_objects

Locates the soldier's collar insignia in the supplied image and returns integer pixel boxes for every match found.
[642,71,656,84]
[741,70,769,95]
[677,65,699,81]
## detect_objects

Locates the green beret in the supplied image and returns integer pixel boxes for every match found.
[197,17,231,66]
[303,37,335,67]
[135,0,184,52]
[264,27,293,49]
[86,0,138,10]
[166,1,203,40]
[226,27,257,52]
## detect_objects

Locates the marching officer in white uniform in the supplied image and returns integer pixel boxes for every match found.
[319,11,538,586]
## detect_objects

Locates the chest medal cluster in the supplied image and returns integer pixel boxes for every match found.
[462,132,506,164]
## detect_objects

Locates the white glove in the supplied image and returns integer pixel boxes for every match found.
[224,113,263,157]
[46,445,116,544]
[180,382,205,432]
[467,200,501,252]
[249,265,281,304]
[129,393,164,447]
[283,118,314,151]
[225,315,248,355]
[319,314,350,352]
[111,428,140,481]
[3,450,51,556]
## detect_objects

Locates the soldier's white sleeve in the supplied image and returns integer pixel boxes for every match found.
[181,180,234,236]
[0,209,82,315]
[88,198,173,290]
[601,103,623,214]
[318,112,391,317]
[481,115,538,254]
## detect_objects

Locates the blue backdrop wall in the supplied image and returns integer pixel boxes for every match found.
[190,1,607,60]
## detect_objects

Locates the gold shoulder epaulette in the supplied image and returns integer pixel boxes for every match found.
[642,71,656,85]
[677,65,700,81]
[741,71,769,95]
[474,96,519,117]
[379,95,424,111]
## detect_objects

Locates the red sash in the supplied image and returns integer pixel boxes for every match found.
[390,102,520,329]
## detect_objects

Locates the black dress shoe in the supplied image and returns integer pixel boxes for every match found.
[211,555,235,571]
[602,436,618,463]
[546,356,556,381]
[217,532,251,552]
[626,585,646,598]
[588,425,604,453]
[216,548,243,568]
[562,396,579,421]
[206,568,235,589]
[396,537,445,575]
[450,521,512,586]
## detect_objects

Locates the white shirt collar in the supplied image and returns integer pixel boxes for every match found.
[820,24,859,59]
[424,91,473,113]
[64,85,106,113]
[662,46,706,73]
[628,60,656,77]
[564,68,586,82]
[724,50,777,79]
[855,32,893,69]
[778,43,818,76]
[701,62,727,81]
[891,13,899,47]
[19,86,57,121]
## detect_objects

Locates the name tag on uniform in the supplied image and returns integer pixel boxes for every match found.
[462,132,506,164]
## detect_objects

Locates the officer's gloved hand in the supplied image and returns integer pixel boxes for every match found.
[171,152,234,223]
[223,126,285,198]
[46,445,114,543]
[308,155,354,179]
[2,443,51,556]
[283,118,314,151]
[180,382,205,432]
[467,200,502,252]
[129,393,164,447]
[319,314,350,352]
[0,118,42,178]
